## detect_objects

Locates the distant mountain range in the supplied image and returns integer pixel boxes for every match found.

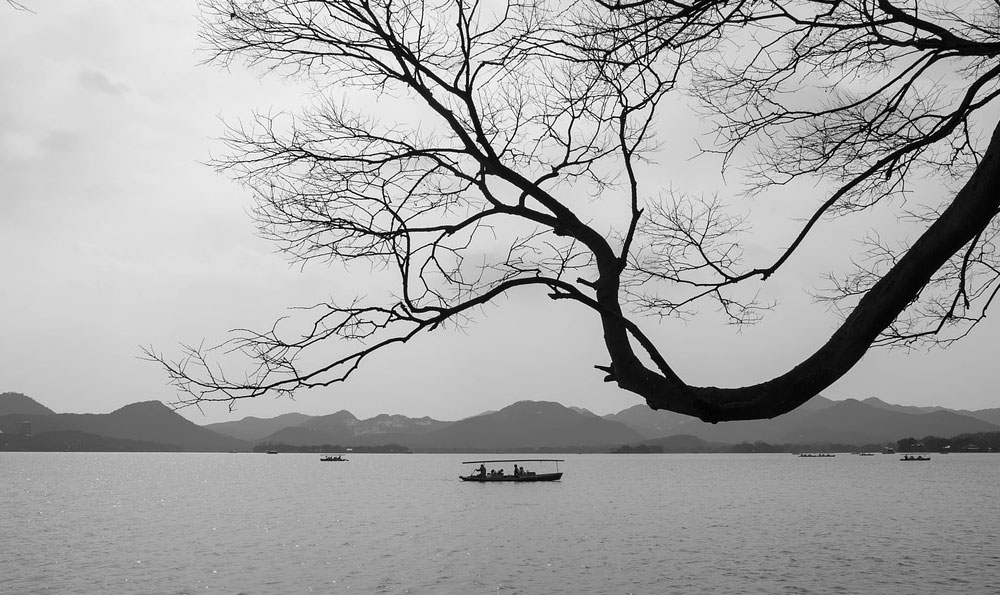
[252,410,455,448]
[604,396,1000,445]
[0,396,247,451]
[1,391,998,452]
[860,397,1000,426]
[202,400,643,451]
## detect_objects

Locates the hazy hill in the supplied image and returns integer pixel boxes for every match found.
[611,398,1000,445]
[771,400,1000,444]
[602,405,694,439]
[205,413,314,442]
[794,395,840,413]
[0,401,248,451]
[858,397,1000,428]
[861,397,945,415]
[0,392,56,416]
[965,408,1000,426]
[259,410,453,446]
[299,411,451,436]
[604,395,838,440]
[74,401,248,450]
[607,397,827,443]
[410,400,645,450]
[257,410,360,445]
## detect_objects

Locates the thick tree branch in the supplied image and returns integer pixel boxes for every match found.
[617,119,1000,421]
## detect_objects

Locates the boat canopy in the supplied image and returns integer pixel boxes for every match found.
[461,459,564,464]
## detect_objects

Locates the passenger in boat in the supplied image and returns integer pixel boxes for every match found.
[477,464,487,477]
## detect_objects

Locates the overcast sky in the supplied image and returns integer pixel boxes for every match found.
[2,0,997,425]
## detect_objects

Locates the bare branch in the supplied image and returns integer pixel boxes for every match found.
[151,0,1000,422]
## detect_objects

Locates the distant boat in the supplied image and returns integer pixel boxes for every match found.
[266,450,279,454]
[798,453,835,458]
[900,455,931,461]
[460,459,563,482]
[858,452,876,456]
[320,455,347,462]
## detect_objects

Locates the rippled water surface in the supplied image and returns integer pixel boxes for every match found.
[3,452,998,594]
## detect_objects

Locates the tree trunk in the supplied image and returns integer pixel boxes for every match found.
[603,119,1000,422]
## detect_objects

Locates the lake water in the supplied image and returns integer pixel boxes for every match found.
[2,452,998,594]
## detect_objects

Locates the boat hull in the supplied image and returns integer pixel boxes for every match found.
[460,472,562,482]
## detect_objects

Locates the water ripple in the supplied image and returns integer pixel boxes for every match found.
[2,452,997,594]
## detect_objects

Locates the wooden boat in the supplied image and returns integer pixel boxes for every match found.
[798,453,835,458]
[900,455,931,461]
[320,455,347,462]
[460,459,563,482]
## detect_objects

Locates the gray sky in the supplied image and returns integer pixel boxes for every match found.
[2,0,997,425]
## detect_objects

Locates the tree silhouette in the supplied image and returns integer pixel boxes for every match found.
[148,0,1000,422]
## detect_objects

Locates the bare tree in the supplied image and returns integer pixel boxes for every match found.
[148,0,1000,422]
